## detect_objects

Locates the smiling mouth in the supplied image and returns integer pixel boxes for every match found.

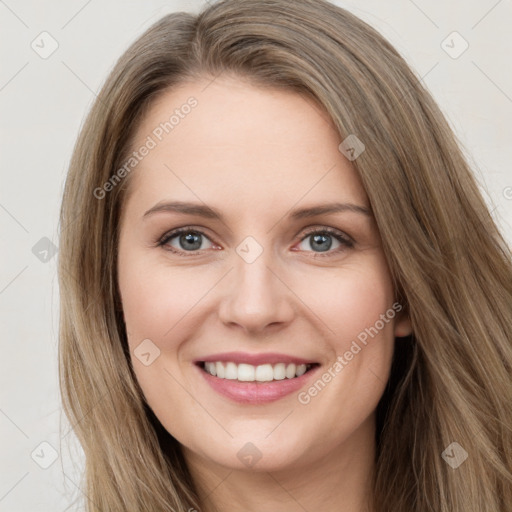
[198,361,319,382]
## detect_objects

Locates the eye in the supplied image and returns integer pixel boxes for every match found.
[158,227,215,254]
[295,227,353,255]
[156,226,353,257]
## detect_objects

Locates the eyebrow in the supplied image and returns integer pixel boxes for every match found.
[143,201,372,221]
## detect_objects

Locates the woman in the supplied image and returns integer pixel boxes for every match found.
[58,0,512,510]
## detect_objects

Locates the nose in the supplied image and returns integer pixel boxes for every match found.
[217,244,295,334]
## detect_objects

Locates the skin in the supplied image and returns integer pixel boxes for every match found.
[117,75,412,512]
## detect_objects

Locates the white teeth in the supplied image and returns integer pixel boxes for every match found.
[296,364,307,377]
[216,362,225,378]
[202,361,314,381]
[273,363,286,380]
[204,362,215,376]
[285,363,296,379]
[237,363,255,381]
[255,364,274,382]
[225,362,238,380]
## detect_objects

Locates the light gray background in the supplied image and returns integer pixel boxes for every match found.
[1,0,511,510]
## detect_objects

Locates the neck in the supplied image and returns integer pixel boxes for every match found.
[183,413,376,512]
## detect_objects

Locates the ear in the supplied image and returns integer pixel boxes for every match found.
[394,309,413,338]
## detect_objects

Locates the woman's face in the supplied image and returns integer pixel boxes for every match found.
[117,75,412,473]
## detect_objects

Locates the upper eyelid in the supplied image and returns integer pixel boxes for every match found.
[159,225,353,249]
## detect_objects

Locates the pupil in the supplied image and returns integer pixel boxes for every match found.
[181,232,201,250]
[177,232,333,252]
[311,234,331,252]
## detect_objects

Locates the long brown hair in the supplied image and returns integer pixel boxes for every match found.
[58,0,512,510]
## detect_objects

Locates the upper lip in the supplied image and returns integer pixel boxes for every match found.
[195,351,318,366]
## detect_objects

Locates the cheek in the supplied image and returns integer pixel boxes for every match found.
[117,248,207,414]
[295,257,397,410]
[118,252,211,347]
[119,245,396,358]
[298,257,395,350]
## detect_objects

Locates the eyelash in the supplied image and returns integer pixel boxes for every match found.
[156,225,354,257]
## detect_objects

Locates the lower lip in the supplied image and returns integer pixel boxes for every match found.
[195,364,320,404]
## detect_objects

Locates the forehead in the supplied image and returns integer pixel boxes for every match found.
[123,75,368,215]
